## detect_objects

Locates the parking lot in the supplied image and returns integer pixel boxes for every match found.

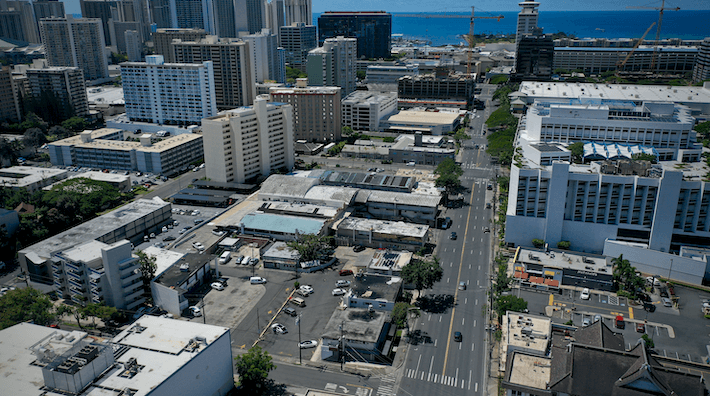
[519,281,710,364]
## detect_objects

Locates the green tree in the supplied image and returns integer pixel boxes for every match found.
[557,241,571,250]
[401,257,444,296]
[495,295,528,317]
[48,125,72,140]
[235,346,276,392]
[286,233,332,262]
[0,287,57,329]
[135,250,157,301]
[61,117,88,132]
[612,255,645,298]
[285,66,306,83]
[452,128,471,147]
[23,127,47,149]
[82,302,118,327]
[391,302,412,328]
[641,334,655,349]
[356,70,366,80]
[489,75,508,85]
[532,238,545,248]
[632,152,657,163]
[568,142,584,163]
[341,126,354,136]
[56,304,86,328]
[435,158,463,177]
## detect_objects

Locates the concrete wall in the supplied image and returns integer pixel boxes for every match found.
[603,240,707,285]
[149,330,234,396]
[151,281,183,315]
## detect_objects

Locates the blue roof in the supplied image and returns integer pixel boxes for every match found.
[241,213,325,235]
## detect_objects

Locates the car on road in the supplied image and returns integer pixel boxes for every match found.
[486,203,492,209]
[332,288,346,296]
[271,323,287,334]
[336,280,351,288]
[353,244,365,252]
[250,276,267,284]
[192,242,205,251]
[189,306,202,317]
[643,302,656,312]
[580,288,590,300]
[636,323,646,333]
[483,227,490,233]
[194,219,204,225]
[179,228,188,234]
[406,161,416,166]
[210,282,224,291]
[299,340,318,349]
[458,281,467,291]
[339,269,353,276]
[454,332,462,342]
[662,297,672,307]
[283,307,297,317]
[450,232,457,240]
[164,235,176,241]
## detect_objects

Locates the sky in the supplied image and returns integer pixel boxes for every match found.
[61,0,710,19]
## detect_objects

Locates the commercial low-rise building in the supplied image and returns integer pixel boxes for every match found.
[0,317,233,396]
[381,109,461,135]
[334,217,429,251]
[341,91,397,132]
[48,129,204,176]
[344,274,401,311]
[321,308,391,364]
[152,252,213,315]
[398,72,474,104]
[513,247,613,292]
[0,166,68,192]
[553,46,698,75]
[19,197,171,283]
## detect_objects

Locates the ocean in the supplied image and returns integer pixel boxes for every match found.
[315,11,710,46]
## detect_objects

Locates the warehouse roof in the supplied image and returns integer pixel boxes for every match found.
[241,213,325,235]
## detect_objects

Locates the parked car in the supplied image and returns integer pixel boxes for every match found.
[486,203,492,209]
[163,235,176,242]
[336,280,351,288]
[353,245,366,252]
[332,288,346,296]
[194,219,204,225]
[190,306,202,317]
[636,323,646,333]
[580,288,590,300]
[192,242,205,251]
[212,230,226,236]
[210,282,224,291]
[299,340,318,349]
[483,227,490,233]
[662,297,672,307]
[300,285,314,294]
[283,307,297,317]
[250,277,267,284]
[339,269,353,276]
[643,302,656,312]
[615,315,625,329]
[271,323,287,334]
[593,314,601,323]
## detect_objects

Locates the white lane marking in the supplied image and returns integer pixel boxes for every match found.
[478,265,481,269]
[415,354,422,374]
[434,338,437,347]
[475,382,478,392]
[468,371,472,390]
[434,374,438,383]
[450,262,453,267]
[469,264,472,269]
[447,277,450,283]
[465,297,468,304]
[439,316,442,322]
[428,314,431,321]
[477,280,480,285]
[459,342,461,350]
[427,356,434,381]
[462,317,465,325]
[475,299,478,305]
[472,343,475,351]
[421,371,425,380]
[474,320,477,327]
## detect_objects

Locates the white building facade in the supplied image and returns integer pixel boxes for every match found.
[307,36,356,97]
[121,55,217,125]
[341,91,398,131]
[202,97,295,183]
[243,28,283,83]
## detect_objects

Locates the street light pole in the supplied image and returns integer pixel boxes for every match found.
[297,314,302,365]
[339,321,344,371]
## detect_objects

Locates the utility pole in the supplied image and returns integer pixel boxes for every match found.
[201,296,206,324]
[257,308,260,335]
[296,314,302,365]
[339,321,344,371]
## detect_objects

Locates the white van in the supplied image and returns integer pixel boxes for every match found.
[250,276,267,284]
[241,255,251,265]
[218,251,231,264]
[290,297,306,307]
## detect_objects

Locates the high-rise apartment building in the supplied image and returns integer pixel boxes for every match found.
[26,67,89,119]
[317,11,391,59]
[306,36,356,97]
[270,78,341,142]
[243,28,282,83]
[265,0,284,41]
[202,97,294,183]
[172,36,254,109]
[121,55,217,125]
[39,16,110,82]
[32,0,64,20]
[0,0,40,43]
[279,22,316,71]
[149,0,173,28]
[0,66,21,123]
[284,0,310,25]
[152,28,206,62]
[109,20,140,53]
[693,38,710,83]
[516,0,539,45]
[174,0,212,31]
[80,0,143,45]
[125,29,141,61]
[245,0,265,34]
[212,0,241,38]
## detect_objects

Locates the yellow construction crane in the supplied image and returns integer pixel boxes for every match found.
[398,7,503,75]
[627,0,680,73]
[616,22,656,72]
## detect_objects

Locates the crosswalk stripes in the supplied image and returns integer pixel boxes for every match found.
[376,372,397,396]
[405,369,464,389]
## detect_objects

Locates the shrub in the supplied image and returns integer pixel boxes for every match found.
[532,239,545,248]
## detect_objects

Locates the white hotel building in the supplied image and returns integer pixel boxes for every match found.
[202,97,295,183]
[120,55,217,125]
[523,99,700,162]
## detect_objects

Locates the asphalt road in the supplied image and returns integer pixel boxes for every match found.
[396,84,499,396]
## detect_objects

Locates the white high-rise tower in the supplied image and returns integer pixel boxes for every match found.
[516,0,540,45]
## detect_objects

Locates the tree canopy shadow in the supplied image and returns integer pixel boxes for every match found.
[406,329,434,345]
[414,294,455,314]
[231,379,289,396]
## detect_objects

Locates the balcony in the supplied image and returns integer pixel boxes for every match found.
[121,272,141,287]
[64,262,80,272]
[68,278,83,289]
[123,288,144,303]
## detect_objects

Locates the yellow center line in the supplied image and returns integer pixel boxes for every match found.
[442,180,477,377]
[549,294,554,306]
[628,306,634,320]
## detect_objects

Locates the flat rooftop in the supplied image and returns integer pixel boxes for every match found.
[338,217,429,239]
[241,212,326,235]
[20,197,171,262]
[303,185,359,206]
[153,253,209,288]
[322,308,389,344]
[314,170,414,191]
[66,171,130,184]
[50,131,202,153]
[261,201,340,218]
[114,315,227,354]
[59,240,107,264]
[270,86,341,95]
[350,273,401,301]
[505,352,552,391]
[259,174,319,200]
[342,91,397,105]
[386,110,461,125]
[87,86,124,105]
[516,248,611,274]
[519,81,710,105]
[360,189,441,208]
[143,246,186,279]
[0,166,67,188]
[262,241,300,260]
[369,250,412,273]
